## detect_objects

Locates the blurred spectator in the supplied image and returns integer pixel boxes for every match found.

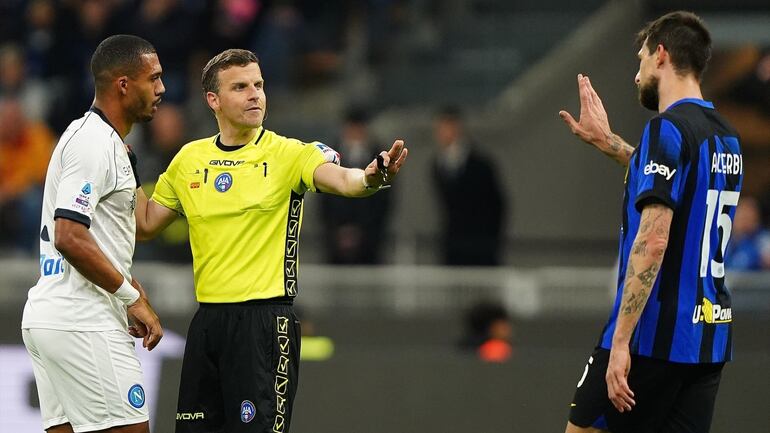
[725,197,770,271]
[134,104,192,263]
[47,0,120,133]
[0,97,54,254]
[125,0,200,103]
[432,105,506,266]
[0,43,51,122]
[458,301,514,363]
[320,108,392,264]
[708,46,770,219]
[251,2,303,92]
[23,0,60,80]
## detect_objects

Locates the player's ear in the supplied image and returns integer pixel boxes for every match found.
[205,91,219,111]
[117,76,129,96]
[655,44,667,68]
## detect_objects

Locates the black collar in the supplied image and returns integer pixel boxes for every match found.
[214,128,266,152]
[88,106,120,137]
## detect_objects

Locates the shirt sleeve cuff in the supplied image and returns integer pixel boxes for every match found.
[634,190,675,213]
[54,208,91,228]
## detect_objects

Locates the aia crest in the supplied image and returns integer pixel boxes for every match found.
[214,172,233,192]
[240,400,256,423]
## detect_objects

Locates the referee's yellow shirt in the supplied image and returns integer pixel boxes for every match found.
[152,127,328,302]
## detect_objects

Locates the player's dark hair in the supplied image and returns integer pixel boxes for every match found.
[90,35,156,91]
[636,11,711,80]
[202,49,259,94]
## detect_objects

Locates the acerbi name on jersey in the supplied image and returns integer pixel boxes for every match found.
[710,152,743,175]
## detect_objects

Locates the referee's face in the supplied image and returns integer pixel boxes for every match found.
[213,62,267,129]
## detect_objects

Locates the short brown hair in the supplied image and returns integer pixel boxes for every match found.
[201,49,259,94]
[636,11,711,80]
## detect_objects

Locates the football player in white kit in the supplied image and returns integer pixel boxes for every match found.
[21,35,165,433]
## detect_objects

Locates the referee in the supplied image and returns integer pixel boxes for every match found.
[559,12,741,433]
[133,49,407,433]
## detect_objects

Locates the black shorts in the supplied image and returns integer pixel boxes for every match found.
[568,347,724,433]
[176,299,301,433]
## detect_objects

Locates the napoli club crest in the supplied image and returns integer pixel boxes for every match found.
[240,400,256,423]
[128,384,145,408]
[214,173,233,192]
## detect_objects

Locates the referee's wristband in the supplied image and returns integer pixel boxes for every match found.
[361,171,390,191]
[114,278,140,306]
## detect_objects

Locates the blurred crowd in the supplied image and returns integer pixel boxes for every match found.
[0,1,769,272]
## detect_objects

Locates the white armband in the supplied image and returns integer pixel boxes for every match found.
[114,278,140,306]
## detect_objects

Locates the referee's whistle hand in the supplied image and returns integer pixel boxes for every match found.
[128,298,164,351]
[365,139,409,186]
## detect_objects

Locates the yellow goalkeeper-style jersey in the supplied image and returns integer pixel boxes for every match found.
[152,127,333,302]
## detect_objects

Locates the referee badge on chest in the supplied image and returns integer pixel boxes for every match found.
[214,172,233,192]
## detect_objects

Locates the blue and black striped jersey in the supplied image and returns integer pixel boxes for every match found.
[600,98,742,363]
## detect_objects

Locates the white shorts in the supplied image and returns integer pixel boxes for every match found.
[21,328,149,432]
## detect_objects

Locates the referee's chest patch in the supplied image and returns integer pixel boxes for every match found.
[128,384,145,408]
[214,172,233,192]
[240,400,256,423]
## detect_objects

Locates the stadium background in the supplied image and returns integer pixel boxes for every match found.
[1,0,768,432]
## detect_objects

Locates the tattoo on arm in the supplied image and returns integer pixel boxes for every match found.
[621,288,649,314]
[609,134,621,152]
[632,239,648,256]
[636,263,660,288]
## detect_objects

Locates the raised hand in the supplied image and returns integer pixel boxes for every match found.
[364,139,408,188]
[559,74,633,166]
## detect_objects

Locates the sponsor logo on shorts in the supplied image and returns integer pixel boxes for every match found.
[643,160,676,180]
[215,173,233,192]
[241,400,256,423]
[692,297,732,324]
[177,412,205,420]
[128,384,145,408]
[81,183,92,195]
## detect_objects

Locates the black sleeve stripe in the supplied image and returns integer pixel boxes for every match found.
[54,208,91,228]
[635,191,675,212]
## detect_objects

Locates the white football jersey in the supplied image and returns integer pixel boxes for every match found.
[22,109,137,331]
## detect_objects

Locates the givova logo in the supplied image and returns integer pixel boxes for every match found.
[692,297,732,324]
[644,160,677,180]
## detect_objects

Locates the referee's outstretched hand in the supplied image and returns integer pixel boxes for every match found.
[127,278,163,351]
[559,74,613,150]
[364,139,408,188]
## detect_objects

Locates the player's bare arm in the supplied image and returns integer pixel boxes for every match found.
[314,139,408,197]
[54,218,163,350]
[607,203,672,412]
[560,74,634,166]
[134,187,177,240]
